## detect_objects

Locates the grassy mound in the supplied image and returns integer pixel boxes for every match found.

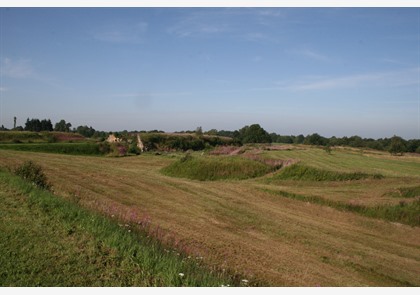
[270,163,383,181]
[161,155,273,181]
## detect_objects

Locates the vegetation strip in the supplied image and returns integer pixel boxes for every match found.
[0,143,106,156]
[268,164,384,182]
[262,189,420,227]
[389,185,420,199]
[0,169,239,286]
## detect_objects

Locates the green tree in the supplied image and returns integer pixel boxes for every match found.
[54,119,72,132]
[304,133,327,146]
[237,124,272,144]
[195,126,203,136]
[76,125,96,138]
[388,135,406,156]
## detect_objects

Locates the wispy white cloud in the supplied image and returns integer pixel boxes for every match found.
[167,17,230,38]
[0,87,7,92]
[277,68,420,91]
[243,32,277,43]
[92,22,148,43]
[0,58,33,78]
[257,9,284,17]
[378,58,409,66]
[112,91,192,98]
[288,49,332,62]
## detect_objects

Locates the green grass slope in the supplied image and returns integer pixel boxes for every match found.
[0,170,239,286]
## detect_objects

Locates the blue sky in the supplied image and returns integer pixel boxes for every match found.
[0,8,419,139]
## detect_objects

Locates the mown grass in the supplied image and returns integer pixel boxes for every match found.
[0,169,240,286]
[261,145,420,177]
[267,163,383,182]
[264,189,420,227]
[161,154,273,181]
[0,143,104,156]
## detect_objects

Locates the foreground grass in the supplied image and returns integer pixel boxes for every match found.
[0,170,239,286]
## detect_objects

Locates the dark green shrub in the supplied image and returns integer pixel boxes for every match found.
[14,161,51,190]
[47,134,58,143]
[128,142,141,155]
[98,142,111,154]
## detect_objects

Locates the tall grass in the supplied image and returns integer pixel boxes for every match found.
[268,163,383,182]
[0,169,241,286]
[161,155,273,181]
[0,143,104,156]
[264,189,419,227]
[397,186,420,198]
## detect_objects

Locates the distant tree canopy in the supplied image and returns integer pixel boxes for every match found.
[388,135,406,156]
[25,118,53,132]
[54,119,72,132]
[304,133,328,146]
[76,125,96,138]
[236,124,272,144]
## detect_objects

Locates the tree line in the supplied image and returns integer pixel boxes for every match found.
[200,124,419,155]
[2,118,418,155]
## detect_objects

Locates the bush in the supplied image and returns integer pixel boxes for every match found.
[14,161,51,190]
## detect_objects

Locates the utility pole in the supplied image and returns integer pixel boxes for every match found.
[14,116,16,129]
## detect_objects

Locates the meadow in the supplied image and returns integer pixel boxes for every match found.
[0,144,419,286]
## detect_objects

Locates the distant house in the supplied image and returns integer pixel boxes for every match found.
[106,134,122,143]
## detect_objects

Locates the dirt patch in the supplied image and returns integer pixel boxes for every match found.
[209,146,243,155]
[264,144,304,151]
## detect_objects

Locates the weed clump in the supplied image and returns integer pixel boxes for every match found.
[14,160,51,190]
[265,189,420,226]
[396,186,420,198]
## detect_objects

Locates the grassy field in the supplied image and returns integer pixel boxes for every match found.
[0,145,419,286]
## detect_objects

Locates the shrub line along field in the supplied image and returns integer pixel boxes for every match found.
[0,144,419,286]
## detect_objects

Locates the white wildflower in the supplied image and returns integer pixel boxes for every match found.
[179,273,185,277]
